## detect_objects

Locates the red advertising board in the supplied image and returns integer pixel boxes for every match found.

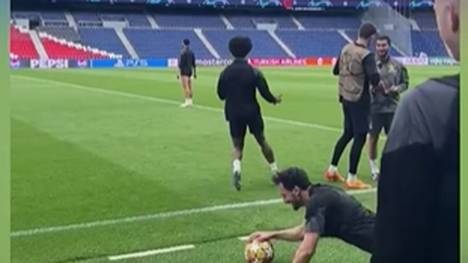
[248,57,336,66]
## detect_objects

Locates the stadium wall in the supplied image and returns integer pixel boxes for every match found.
[9,56,458,69]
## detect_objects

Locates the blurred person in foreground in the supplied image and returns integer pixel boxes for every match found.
[371,0,459,262]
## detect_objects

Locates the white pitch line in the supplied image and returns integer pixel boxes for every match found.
[108,244,195,261]
[11,188,375,238]
[12,75,342,133]
[238,236,249,241]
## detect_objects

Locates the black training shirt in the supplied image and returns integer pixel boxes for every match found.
[217,58,277,120]
[304,185,375,237]
[178,48,196,72]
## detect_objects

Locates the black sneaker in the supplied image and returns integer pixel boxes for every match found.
[233,171,241,191]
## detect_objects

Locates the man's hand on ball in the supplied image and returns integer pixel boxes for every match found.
[248,231,275,242]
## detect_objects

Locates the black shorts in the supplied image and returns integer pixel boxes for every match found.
[180,68,193,77]
[229,114,264,139]
[370,113,394,136]
[342,102,370,135]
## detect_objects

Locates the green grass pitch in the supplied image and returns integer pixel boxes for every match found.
[10,66,458,263]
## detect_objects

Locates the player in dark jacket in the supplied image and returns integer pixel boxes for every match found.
[178,39,196,107]
[217,36,282,191]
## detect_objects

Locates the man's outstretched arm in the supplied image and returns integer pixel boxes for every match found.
[248,224,304,242]
[292,232,319,263]
[255,69,281,104]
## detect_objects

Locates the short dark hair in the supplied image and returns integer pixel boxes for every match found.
[183,39,190,45]
[228,36,252,58]
[359,23,377,39]
[273,167,311,191]
[376,35,392,46]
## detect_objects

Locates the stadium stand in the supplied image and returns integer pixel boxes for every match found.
[225,13,298,29]
[124,29,214,59]
[72,12,101,22]
[295,14,361,29]
[276,30,347,57]
[37,26,81,43]
[153,13,226,28]
[10,26,39,59]
[412,11,438,29]
[9,8,450,60]
[40,37,107,59]
[126,13,152,28]
[411,30,448,56]
[78,28,130,58]
[203,29,288,58]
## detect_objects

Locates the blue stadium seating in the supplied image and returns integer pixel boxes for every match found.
[126,14,151,27]
[38,26,82,43]
[11,9,450,59]
[78,28,130,57]
[411,30,447,56]
[101,13,127,22]
[295,14,361,29]
[226,14,297,29]
[124,29,214,59]
[153,13,226,28]
[73,12,101,22]
[412,11,438,30]
[276,30,347,57]
[203,29,288,58]
[41,11,67,21]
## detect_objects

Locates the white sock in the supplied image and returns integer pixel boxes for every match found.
[328,165,338,173]
[347,173,357,182]
[187,98,193,104]
[369,159,379,174]
[269,162,278,173]
[233,159,241,173]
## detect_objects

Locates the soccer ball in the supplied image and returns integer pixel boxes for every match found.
[244,240,274,263]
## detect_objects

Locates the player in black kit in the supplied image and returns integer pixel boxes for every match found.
[178,38,196,107]
[217,36,282,191]
[249,167,375,263]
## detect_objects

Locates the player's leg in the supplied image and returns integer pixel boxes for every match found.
[383,113,394,135]
[253,133,278,177]
[230,117,247,191]
[186,74,193,105]
[180,75,192,107]
[325,103,352,182]
[345,104,371,189]
[368,113,383,180]
[249,114,278,177]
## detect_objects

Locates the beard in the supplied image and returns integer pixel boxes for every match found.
[292,202,302,211]
[378,50,389,59]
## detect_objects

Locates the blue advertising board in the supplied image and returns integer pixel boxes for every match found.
[90,59,168,68]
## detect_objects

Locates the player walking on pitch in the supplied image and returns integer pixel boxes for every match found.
[249,167,375,263]
[178,38,197,107]
[324,23,380,190]
[368,35,409,180]
[217,36,282,191]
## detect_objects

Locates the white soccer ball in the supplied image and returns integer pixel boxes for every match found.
[244,240,274,263]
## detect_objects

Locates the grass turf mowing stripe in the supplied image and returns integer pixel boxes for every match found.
[107,245,195,261]
[12,75,342,133]
[11,188,375,238]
